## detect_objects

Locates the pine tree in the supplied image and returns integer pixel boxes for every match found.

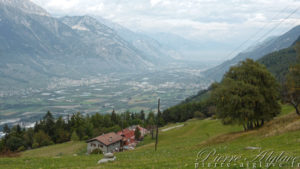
[111,109,118,124]
[71,131,79,141]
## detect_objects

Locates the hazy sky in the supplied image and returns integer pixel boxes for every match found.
[30,0,300,60]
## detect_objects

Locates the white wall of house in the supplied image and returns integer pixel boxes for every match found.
[87,140,106,154]
[107,141,121,153]
[87,140,121,154]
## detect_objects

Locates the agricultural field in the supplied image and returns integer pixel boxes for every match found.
[0,105,299,169]
[0,66,211,129]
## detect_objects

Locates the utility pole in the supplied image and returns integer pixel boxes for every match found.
[155,98,160,151]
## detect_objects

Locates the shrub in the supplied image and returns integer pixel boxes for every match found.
[193,111,206,119]
[71,131,79,141]
[91,148,102,154]
[17,146,26,152]
[82,136,89,141]
[32,142,39,149]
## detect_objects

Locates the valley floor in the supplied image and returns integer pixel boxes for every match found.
[0,105,300,169]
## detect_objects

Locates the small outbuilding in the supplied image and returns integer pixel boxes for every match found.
[117,129,135,146]
[87,132,122,154]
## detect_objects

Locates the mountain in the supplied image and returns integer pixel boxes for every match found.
[258,37,300,82]
[148,32,234,62]
[59,16,153,70]
[203,25,300,81]
[0,0,50,16]
[95,16,177,63]
[0,0,169,91]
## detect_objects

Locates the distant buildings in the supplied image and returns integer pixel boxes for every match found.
[87,125,149,154]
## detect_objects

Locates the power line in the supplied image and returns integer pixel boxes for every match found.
[253,6,300,45]
[250,11,300,53]
[223,5,299,60]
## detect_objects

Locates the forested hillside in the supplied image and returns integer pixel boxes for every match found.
[163,40,300,121]
[258,38,299,82]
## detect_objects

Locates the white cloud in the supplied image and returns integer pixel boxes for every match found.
[30,0,300,59]
[150,0,162,7]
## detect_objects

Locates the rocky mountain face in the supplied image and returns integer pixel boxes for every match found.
[60,16,153,71]
[95,16,177,63]
[203,25,300,81]
[0,0,171,91]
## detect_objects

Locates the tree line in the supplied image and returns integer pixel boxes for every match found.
[0,110,159,153]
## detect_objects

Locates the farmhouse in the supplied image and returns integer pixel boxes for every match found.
[117,125,149,148]
[86,132,122,154]
[117,129,135,146]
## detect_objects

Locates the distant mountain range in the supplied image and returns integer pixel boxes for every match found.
[203,25,300,81]
[0,0,175,91]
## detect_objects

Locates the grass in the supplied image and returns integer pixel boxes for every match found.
[280,104,295,116]
[22,141,86,157]
[0,106,299,169]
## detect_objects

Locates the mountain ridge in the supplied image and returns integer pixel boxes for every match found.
[203,25,300,81]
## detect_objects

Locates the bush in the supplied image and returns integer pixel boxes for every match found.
[32,142,39,149]
[6,136,26,151]
[41,140,54,147]
[91,148,102,154]
[83,136,89,141]
[17,146,26,152]
[71,131,79,141]
[34,130,53,147]
[193,111,206,119]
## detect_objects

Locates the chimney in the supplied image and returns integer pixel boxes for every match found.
[109,136,112,142]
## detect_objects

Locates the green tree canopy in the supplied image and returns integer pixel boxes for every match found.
[283,43,300,115]
[33,130,53,147]
[134,126,141,140]
[211,59,280,131]
[71,131,79,141]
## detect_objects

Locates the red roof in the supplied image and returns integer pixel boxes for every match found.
[87,132,122,146]
[117,129,136,145]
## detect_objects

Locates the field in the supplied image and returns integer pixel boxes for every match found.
[0,66,211,129]
[0,105,299,169]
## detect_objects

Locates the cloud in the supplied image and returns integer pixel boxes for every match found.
[150,0,162,7]
[30,0,300,59]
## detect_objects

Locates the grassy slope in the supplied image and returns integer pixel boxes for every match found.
[0,105,299,169]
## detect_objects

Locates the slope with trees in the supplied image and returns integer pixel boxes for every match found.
[282,43,300,115]
[0,109,160,153]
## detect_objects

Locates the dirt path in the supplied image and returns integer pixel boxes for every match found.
[161,124,184,132]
